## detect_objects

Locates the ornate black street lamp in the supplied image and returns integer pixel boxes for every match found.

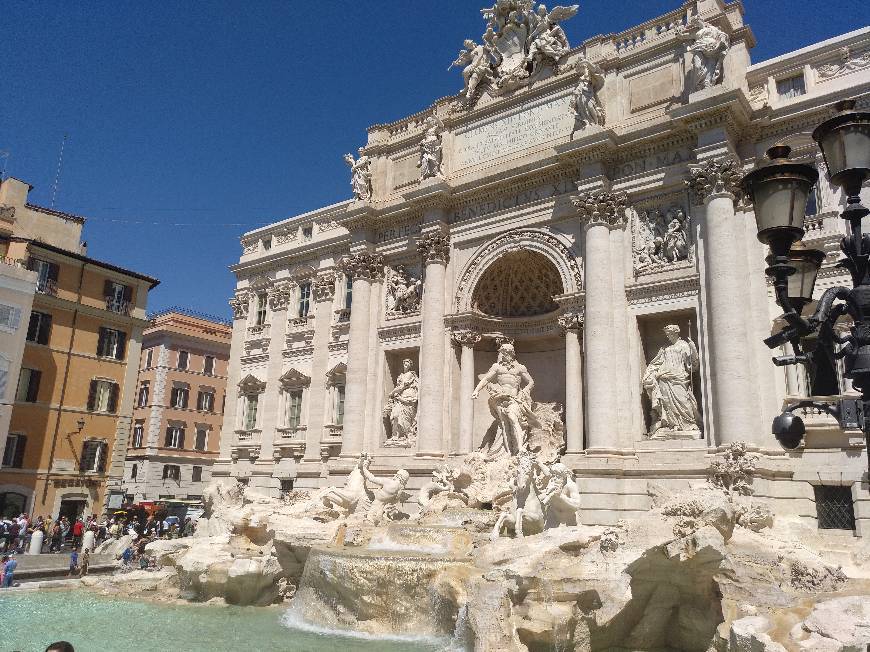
[741,99,870,452]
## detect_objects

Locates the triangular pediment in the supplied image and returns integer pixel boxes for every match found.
[237,374,266,394]
[325,362,347,386]
[279,368,311,388]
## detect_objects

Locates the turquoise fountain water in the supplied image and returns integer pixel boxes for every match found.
[0,590,449,652]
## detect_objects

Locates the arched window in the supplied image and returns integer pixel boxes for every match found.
[0,492,27,519]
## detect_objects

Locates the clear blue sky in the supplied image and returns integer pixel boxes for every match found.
[2,1,867,318]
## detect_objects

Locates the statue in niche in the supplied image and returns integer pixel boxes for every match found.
[343,148,373,201]
[321,452,382,515]
[633,206,691,273]
[472,342,540,460]
[525,4,577,73]
[642,324,701,439]
[383,359,419,446]
[677,17,730,92]
[570,59,606,136]
[418,115,445,181]
[449,39,492,100]
[385,265,422,315]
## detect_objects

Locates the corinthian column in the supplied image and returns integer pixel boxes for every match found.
[416,230,450,457]
[573,190,627,450]
[338,252,383,457]
[558,312,584,453]
[687,157,758,445]
[452,330,481,454]
[304,272,336,461]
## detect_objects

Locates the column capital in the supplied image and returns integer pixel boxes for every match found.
[451,329,481,347]
[312,272,337,302]
[417,231,451,265]
[686,157,743,204]
[558,311,584,334]
[339,252,385,281]
[229,292,249,320]
[572,190,629,230]
[267,283,294,311]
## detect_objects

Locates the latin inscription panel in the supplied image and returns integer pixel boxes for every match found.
[454,95,574,169]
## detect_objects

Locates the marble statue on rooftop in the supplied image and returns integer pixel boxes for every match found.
[418,115,445,180]
[642,325,701,439]
[450,39,493,100]
[322,452,382,515]
[473,342,540,460]
[525,4,577,73]
[678,17,730,91]
[384,358,419,445]
[569,59,605,135]
[344,148,373,201]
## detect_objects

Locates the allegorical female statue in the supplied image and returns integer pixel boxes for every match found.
[642,325,701,439]
[343,147,373,201]
[678,18,730,91]
[472,342,539,459]
[385,359,419,444]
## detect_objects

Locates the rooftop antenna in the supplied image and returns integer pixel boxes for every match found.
[0,150,9,180]
[50,134,69,209]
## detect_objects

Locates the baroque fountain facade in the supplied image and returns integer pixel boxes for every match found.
[94,2,870,650]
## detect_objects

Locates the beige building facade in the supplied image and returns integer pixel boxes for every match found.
[122,309,231,502]
[216,2,870,535]
[0,177,159,520]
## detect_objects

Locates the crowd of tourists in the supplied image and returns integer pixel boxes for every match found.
[0,510,196,588]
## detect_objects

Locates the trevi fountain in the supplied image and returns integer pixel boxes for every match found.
[14,1,870,651]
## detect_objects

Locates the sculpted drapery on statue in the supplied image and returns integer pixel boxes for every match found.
[642,325,702,439]
[472,343,540,459]
[344,148,373,201]
[677,17,730,92]
[418,115,445,180]
[570,59,605,136]
[451,2,579,102]
[383,359,419,446]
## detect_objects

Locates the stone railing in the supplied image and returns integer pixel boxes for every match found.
[324,424,343,438]
[234,428,261,444]
[276,425,306,440]
[247,323,271,339]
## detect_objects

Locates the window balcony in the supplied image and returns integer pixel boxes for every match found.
[36,278,58,296]
[247,323,271,339]
[276,425,306,440]
[105,297,132,316]
[335,308,351,323]
[325,424,343,438]
[235,428,261,444]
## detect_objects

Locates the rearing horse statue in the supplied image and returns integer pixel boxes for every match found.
[491,451,546,539]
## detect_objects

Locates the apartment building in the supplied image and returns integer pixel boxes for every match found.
[0,177,159,520]
[122,309,231,503]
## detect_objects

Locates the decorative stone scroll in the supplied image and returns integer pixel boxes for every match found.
[452,329,482,347]
[631,205,693,274]
[313,273,336,303]
[417,232,451,264]
[339,252,385,281]
[572,190,628,229]
[686,157,742,203]
[229,293,249,320]
[557,311,583,333]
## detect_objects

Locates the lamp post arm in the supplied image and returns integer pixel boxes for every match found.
[808,286,854,328]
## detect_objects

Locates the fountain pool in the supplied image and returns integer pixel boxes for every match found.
[0,590,455,652]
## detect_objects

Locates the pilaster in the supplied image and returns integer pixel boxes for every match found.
[304,273,336,461]
[558,312,584,453]
[416,224,450,457]
[452,329,481,454]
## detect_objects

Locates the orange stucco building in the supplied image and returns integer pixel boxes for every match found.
[0,177,159,520]
[122,309,231,502]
